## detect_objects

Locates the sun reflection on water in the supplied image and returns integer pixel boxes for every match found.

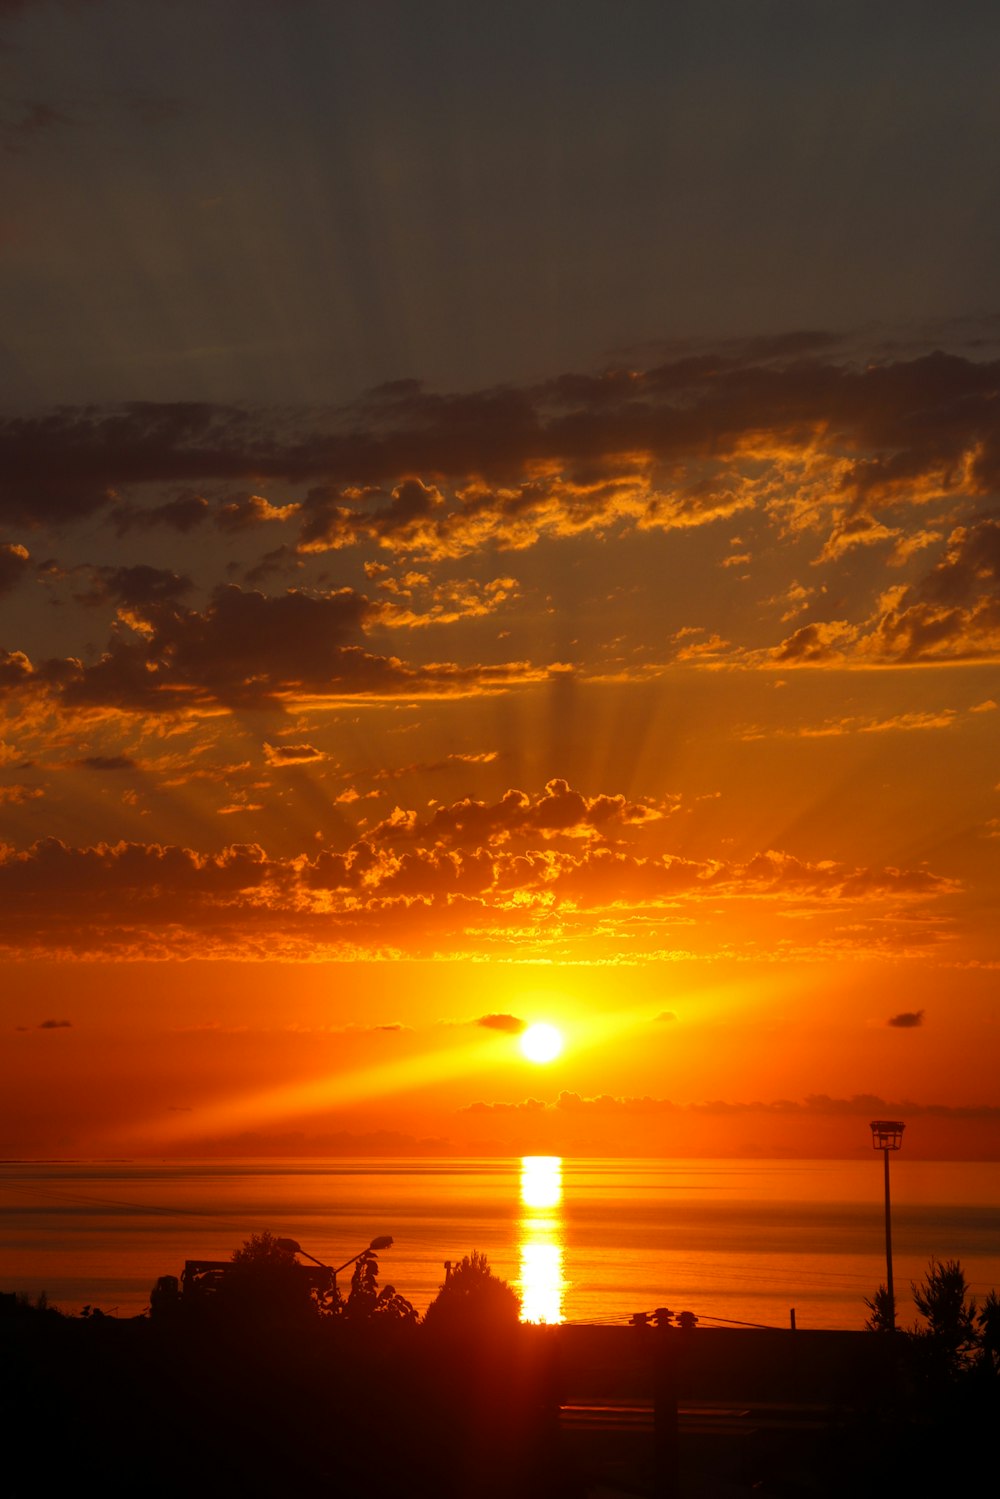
[519,1155,564,1323]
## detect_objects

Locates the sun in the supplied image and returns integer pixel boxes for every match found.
[519,1022,564,1064]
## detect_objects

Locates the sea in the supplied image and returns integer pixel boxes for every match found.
[2,1157,999,1330]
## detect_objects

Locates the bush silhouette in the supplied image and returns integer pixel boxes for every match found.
[217,1229,319,1326]
[911,1257,978,1372]
[422,1251,519,1335]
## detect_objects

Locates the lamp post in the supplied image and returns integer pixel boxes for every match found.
[869,1120,904,1329]
[276,1234,393,1293]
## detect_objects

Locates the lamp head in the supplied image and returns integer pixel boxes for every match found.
[870,1120,905,1151]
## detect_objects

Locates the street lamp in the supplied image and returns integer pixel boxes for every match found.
[333,1234,393,1279]
[276,1234,393,1290]
[870,1120,904,1329]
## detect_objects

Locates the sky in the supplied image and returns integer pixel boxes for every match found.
[2,0,999,1160]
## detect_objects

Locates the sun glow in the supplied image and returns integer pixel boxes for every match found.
[519,1022,564,1064]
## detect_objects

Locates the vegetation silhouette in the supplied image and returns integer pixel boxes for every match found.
[12,1234,1000,1498]
[422,1249,520,1335]
[856,1256,1000,1495]
[7,1237,546,1497]
[219,1228,321,1326]
[862,1282,895,1333]
[911,1256,979,1372]
[978,1288,1000,1376]
[340,1245,417,1323]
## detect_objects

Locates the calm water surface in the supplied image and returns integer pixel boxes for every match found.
[2,1157,998,1329]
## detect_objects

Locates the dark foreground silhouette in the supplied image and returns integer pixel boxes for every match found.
[6,1247,999,1498]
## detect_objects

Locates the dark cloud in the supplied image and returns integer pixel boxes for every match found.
[244,545,297,586]
[0,582,547,714]
[4,350,1000,562]
[0,542,30,595]
[298,476,446,554]
[77,564,193,608]
[477,1013,526,1034]
[0,404,259,527]
[859,516,1000,662]
[771,621,855,665]
[37,1018,72,1029]
[888,1009,925,1028]
[77,755,137,771]
[113,493,211,535]
[369,778,666,847]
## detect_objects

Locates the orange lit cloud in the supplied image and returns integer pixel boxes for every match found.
[0,585,550,716]
[367,778,671,846]
[4,349,998,570]
[263,742,324,765]
[0,785,959,961]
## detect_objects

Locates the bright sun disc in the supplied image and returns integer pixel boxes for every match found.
[520,1022,564,1064]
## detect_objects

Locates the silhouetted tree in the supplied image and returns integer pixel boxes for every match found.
[422,1251,519,1334]
[343,1249,417,1323]
[220,1229,319,1326]
[975,1288,1000,1375]
[863,1283,895,1333]
[911,1258,978,1372]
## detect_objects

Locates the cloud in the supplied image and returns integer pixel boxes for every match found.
[263,742,324,766]
[756,516,1000,669]
[4,347,999,574]
[856,517,1000,662]
[77,755,138,771]
[374,751,498,781]
[771,620,857,665]
[376,575,519,628]
[465,1089,1000,1120]
[76,564,193,608]
[888,1009,925,1028]
[0,783,43,803]
[655,1011,677,1022]
[743,708,961,739]
[37,1018,72,1029]
[0,542,30,595]
[816,513,898,563]
[477,1013,526,1034]
[368,778,669,847]
[0,817,958,961]
[114,493,210,535]
[0,584,548,715]
[216,494,299,532]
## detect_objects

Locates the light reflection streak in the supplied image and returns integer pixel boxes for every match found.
[519,1155,564,1323]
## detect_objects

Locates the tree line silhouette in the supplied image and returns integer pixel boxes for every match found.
[6,1237,999,1497]
[5,1236,563,1499]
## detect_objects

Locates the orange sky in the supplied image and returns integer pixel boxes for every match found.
[2,4,999,1161]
